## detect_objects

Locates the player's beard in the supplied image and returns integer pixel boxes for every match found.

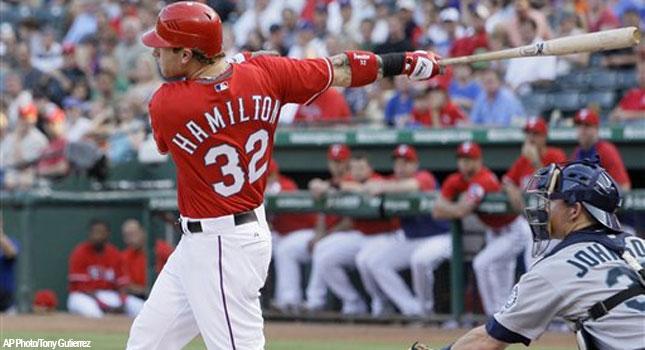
[93,242,106,252]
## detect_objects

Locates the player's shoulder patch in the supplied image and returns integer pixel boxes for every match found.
[502,284,520,311]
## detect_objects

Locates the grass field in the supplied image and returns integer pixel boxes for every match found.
[1,314,576,350]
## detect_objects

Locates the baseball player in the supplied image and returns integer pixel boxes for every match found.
[410,159,645,350]
[265,160,317,313]
[432,142,532,316]
[311,153,400,315]
[572,108,631,191]
[67,220,133,318]
[128,2,441,349]
[502,117,566,262]
[356,144,451,316]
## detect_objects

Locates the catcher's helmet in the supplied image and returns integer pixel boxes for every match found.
[142,1,222,58]
[525,158,622,256]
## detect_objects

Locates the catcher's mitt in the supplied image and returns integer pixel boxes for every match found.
[408,341,431,350]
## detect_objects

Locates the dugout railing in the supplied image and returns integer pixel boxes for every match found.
[3,189,645,320]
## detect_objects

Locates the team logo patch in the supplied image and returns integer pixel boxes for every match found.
[215,82,229,92]
[502,285,519,311]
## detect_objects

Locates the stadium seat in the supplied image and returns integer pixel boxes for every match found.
[583,91,617,110]
[551,91,583,112]
[616,70,638,90]
[588,70,621,90]
[556,72,589,90]
[521,92,553,115]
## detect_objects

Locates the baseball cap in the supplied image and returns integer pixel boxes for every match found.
[19,103,38,123]
[523,116,548,135]
[327,144,351,161]
[574,108,600,127]
[339,0,352,8]
[46,107,66,124]
[392,144,418,161]
[456,141,482,159]
[33,289,58,310]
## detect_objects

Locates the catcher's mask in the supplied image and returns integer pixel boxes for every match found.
[524,159,623,257]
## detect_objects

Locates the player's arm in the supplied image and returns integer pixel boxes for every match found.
[502,178,525,214]
[432,194,477,220]
[328,51,440,88]
[0,229,17,259]
[363,178,421,195]
[449,326,509,350]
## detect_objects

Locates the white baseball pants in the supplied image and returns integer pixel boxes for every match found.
[67,290,142,318]
[127,205,272,350]
[473,216,532,316]
[358,231,451,316]
[272,229,322,309]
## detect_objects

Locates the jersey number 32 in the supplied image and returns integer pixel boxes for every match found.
[204,129,269,197]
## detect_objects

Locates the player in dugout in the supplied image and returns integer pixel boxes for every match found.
[432,142,532,317]
[503,116,567,263]
[409,159,645,350]
[355,144,451,317]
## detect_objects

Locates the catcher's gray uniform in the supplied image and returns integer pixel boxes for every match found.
[486,231,645,349]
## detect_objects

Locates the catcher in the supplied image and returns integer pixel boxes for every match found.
[410,159,645,350]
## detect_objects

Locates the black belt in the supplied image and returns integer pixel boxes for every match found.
[183,210,258,234]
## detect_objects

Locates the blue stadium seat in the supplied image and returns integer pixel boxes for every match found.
[616,70,638,90]
[521,92,553,115]
[582,91,617,110]
[587,70,621,90]
[551,91,583,112]
[556,72,589,90]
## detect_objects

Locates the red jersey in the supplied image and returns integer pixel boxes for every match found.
[149,56,332,218]
[504,147,567,189]
[412,170,437,191]
[441,167,517,229]
[618,88,645,111]
[352,173,400,235]
[68,242,126,293]
[121,240,174,287]
[412,102,466,127]
[294,88,351,124]
[572,140,631,188]
[271,175,317,235]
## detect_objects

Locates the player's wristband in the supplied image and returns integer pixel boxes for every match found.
[379,53,405,77]
[345,50,379,87]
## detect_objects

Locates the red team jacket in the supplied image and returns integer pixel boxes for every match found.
[68,242,127,293]
[149,56,333,218]
[271,175,317,235]
[504,147,567,189]
[571,140,631,188]
[441,167,517,229]
[121,240,173,288]
[352,173,400,235]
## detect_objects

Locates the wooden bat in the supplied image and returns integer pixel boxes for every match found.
[440,26,640,66]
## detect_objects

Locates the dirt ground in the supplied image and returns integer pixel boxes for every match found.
[1,313,575,348]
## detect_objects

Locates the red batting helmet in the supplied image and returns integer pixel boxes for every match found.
[142,1,222,58]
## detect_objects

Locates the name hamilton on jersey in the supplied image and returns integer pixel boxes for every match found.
[171,95,281,155]
[567,238,645,278]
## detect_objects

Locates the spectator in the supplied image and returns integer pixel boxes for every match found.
[449,7,488,58]
[288,21,328,58]
[305,144,353,312]
[448,64,482,113]
[37,107,70,182]
[62,97,92,143]
[374,15,414,54]
[30,27,63,74]
[328,0,361,45]
[471,68,525,126]
[120,219,172,318]
[32,289,58,314]
[312,3,330,39]
[280,7,299,49]
[397,0,422,48]
[584,0,621,32]
[358,145,451,316]
[0,217,19,313]
[265,24,289,57]
[125,55,161,117]
[433,142,531,316]
[601,8,641,70]
[412,81,468,128]
[15,43,46,93]
[63,0,99,45]
[67,219,129,318]
[3,72,33,129]
[555,12,589,76]
[371,1,391,45]
[358,18,377,51]
[114,16,147,86]
[385,76,416,127]
[571,108,632,191]
[316,153,399,316]
[504,17,557,94]
[293,88,351,125]
[0,103,47,190]
[504,0,552,47]
[233,0,283,48]
[428,8,466,57]
[267,160,318,313]
[610,58,645,124]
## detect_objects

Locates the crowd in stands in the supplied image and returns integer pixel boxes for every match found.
[0,0,643,190]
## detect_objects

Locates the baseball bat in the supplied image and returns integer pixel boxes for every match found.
[440,26,640,66]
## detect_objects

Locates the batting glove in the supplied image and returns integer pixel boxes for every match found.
[402,51,441,81]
